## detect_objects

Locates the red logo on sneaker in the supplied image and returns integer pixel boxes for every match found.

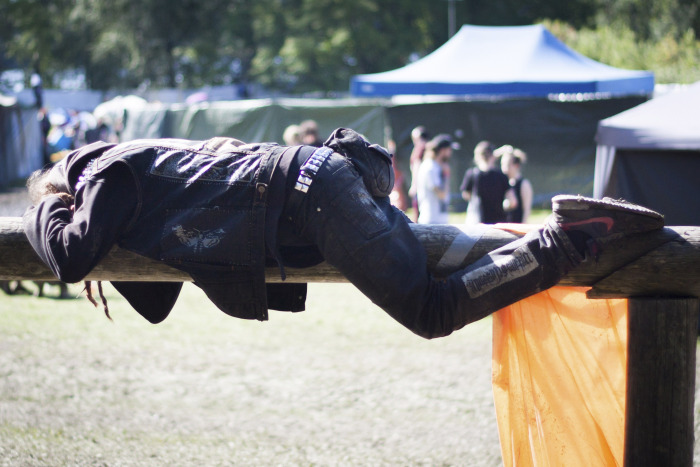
[560,216,614,233]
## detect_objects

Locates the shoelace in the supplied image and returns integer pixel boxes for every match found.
[84,281,111,320]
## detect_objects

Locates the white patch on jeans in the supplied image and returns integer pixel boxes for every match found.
[435,224,489,274]
[461,245,538,298]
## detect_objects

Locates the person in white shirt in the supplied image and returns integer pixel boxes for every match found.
[416,134,454,224]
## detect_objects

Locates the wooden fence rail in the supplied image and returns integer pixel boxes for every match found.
[1,216,699,466]
[3,217,700,296]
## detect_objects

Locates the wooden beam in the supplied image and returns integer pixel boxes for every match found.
[0,218,521,282]
[624,298,698,467]
[587,227,700,298]
[2,217,699,299]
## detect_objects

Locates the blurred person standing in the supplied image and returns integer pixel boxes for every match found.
[460,141,515,224]
[416,134,454,224]
[37,108,51,165]
[407,126,430,222]
[499,145,533,223]
[85,120,113,145]
[283,124,302,146]
[386,139,409,211]
[31,70,43,108]
[299,120,323,147]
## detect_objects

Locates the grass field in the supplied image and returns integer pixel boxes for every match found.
[0,282,502,466]
[6,208,698,465]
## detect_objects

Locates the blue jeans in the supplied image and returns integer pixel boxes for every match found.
[283,153,582,339]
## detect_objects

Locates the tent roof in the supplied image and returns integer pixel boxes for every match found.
[351,24,654,98]
[596,81,700,150]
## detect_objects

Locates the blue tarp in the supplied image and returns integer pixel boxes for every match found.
[351,24,654,98]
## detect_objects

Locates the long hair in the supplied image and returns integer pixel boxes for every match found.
[26,167,59,205]
[26,167,106,317]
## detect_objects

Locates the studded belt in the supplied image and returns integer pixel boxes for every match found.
[294,147,333,193]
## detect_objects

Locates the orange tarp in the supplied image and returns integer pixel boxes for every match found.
[493,287,628,467]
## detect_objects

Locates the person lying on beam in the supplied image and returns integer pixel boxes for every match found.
[22,129,663,339]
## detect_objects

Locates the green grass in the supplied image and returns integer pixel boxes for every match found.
[0,282,500,465]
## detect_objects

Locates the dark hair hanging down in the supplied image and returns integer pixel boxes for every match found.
[84,281,111,320]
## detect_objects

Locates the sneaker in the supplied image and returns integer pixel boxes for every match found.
[551,195,664,246]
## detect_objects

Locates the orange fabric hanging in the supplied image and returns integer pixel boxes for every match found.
[492,287,628,467]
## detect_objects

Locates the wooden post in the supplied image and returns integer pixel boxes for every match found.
[624,298,698,467]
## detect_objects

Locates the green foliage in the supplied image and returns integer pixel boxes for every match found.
[592,0,700,42]
[545,19,700,84]
[249,0,440,93]
[1,0,700,92]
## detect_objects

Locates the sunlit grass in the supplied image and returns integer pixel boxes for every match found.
[0,282,499,465]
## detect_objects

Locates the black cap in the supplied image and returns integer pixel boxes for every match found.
[429,134,460,151]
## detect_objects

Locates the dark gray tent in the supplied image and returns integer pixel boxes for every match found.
[594,82,700,225]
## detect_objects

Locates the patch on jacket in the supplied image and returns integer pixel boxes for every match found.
[160,208,250,266]
[172,225,226,253]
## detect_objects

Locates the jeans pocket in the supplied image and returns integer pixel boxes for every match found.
[333,178,389,239]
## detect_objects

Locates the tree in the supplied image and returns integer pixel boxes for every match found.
[80,0,236,89]
[594,0,699,42]
[0,0,75,84]
[2,0,700,93]
[546,19,700,84]
[250,0,440,93]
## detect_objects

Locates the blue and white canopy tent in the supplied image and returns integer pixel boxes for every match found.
[352,24,654,205]
[351,24,653,98]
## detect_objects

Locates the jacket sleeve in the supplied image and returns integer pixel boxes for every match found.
[23,164,138,283]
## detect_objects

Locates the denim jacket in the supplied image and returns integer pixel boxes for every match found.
[25,138,305,323]
[101,138,303,321]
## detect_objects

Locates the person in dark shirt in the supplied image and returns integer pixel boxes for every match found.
[23,129,663,339]
[498,145,533,223]
[460,141,516,224]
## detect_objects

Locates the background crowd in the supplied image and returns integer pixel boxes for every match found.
[38,106,120,166]
[394,125,533,226]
